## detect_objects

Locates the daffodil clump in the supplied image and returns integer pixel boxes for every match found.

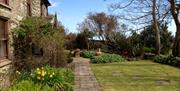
[30,67,54,81]
[31,66,74,91]
[30,67,56,83]
[14,66,74,91]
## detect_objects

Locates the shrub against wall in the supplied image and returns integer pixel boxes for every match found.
[12,17,66,71]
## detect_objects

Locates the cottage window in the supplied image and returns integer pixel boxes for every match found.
[0,18,8,59]
[27,0,32,16]
[0,0,8,5]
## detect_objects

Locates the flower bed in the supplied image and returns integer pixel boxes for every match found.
[2,66,74,91]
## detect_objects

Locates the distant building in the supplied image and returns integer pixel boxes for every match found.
[0,0,52,60]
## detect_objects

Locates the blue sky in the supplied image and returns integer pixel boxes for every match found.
[48,0,176,34]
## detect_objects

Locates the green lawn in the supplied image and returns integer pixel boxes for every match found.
[91,61,180,91]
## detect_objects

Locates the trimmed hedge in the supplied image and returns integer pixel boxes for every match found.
[81,50,125,63]
[154,55,180,68]
[91,53,125,63]
[81,51,96,59]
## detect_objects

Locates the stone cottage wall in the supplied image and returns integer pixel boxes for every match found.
[32,0,41,16]
[9,0,28,59]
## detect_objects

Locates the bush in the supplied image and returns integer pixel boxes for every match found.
[81,51,96,59]
[91,53,125,63]
[12,17,67,71]
[143,47,156,53]
[81,50,125,63]
[14,66,74,91]
[2,80,53,91]
[154,55,180,67]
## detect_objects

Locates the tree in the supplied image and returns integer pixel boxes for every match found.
[79,12,119,43]
[140,22,173,54]
[65,33,77,50]
[75,33,87,49]
[169,0,180,56]
[152,0,161,55]
[160,22,174,54]
[109,0,170,55]
[77,28,95,49]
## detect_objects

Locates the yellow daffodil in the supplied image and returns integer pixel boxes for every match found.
[37,71,41,75]
[30,73,33,76]
[41,71,46,77]
[52,72,55,75]
[16,71,21,75]
[37,76,41,80]
[49,75,53,78]
[36,68,40,71]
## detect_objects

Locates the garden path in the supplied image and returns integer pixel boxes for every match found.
[73,57,101,91]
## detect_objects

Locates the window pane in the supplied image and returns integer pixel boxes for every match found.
[0,40,7,59]
[27,0,31,16]
[0,0,7,4]
[0,20,5,39]
[0,19,7,59]
[41,4,48,16]
[0,0,5,3]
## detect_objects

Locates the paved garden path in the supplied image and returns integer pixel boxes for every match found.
[73,57,101,91]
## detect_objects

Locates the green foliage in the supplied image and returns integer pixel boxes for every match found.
[143,47,156,53]
[81,50,125,63]
[64,50,73,63]
[129,32,143,56]
[75,33,88,49]
[12,17,67,71]
[140,23,173,54]
[140,26,156,48]
[154,55,180,67]
[91,53,125,63]
[74,29,95,50]
[65,33,77,50]
[107,32,131,55]
[81,51,96,59]
[14,66,74,91]
[160,22,174,54]
[2,80,53,91]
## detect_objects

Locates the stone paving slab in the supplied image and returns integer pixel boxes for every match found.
[73,58,101,91]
